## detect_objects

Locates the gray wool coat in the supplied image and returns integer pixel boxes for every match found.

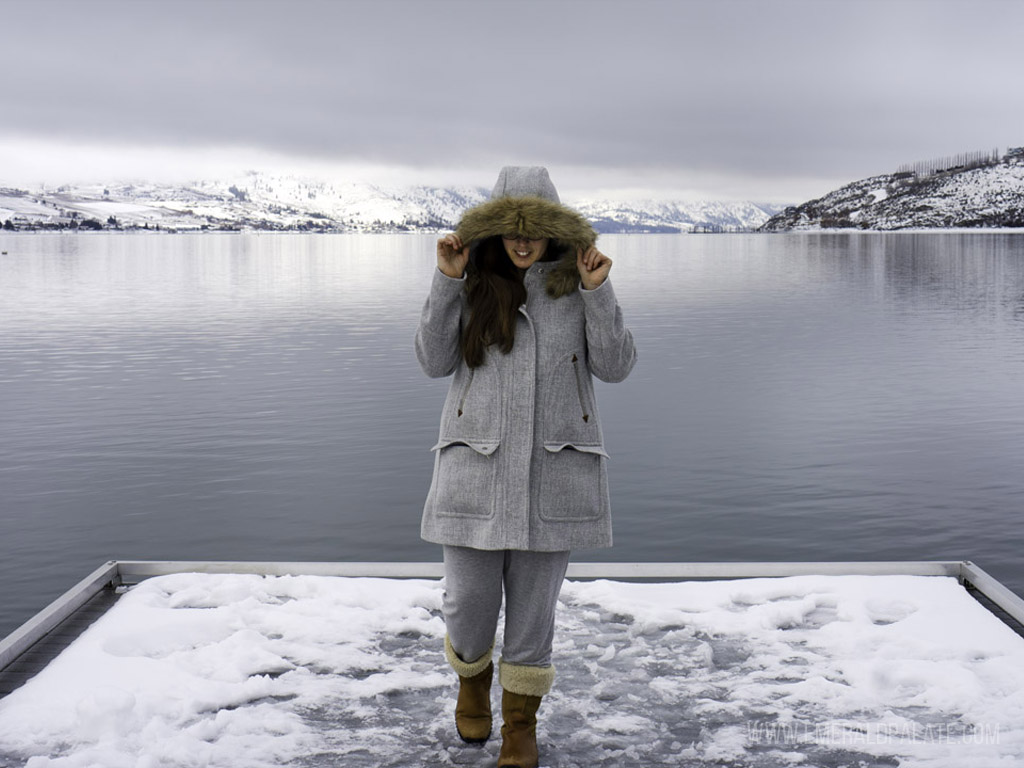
[415,263,637,551]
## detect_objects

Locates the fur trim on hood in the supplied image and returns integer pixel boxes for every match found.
[455,168,597,298]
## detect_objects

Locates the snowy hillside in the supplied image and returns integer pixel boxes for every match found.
[0,172,781,234]
[0,174,487,234]
[761,148,1024,231]
[574,197,781,233]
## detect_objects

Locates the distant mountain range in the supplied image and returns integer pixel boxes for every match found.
[0,172,783,234]
[7,149,1024,235]
[761,148,1024,231]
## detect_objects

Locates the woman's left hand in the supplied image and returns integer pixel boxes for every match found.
[577,246,612,290]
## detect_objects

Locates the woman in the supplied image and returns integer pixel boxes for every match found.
[415,166,636,767]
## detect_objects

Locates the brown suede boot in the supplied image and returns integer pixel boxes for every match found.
[498,689,542,768]
[455,661,493,743]
[445,635,494,744]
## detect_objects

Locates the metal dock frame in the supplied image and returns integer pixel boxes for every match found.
[3,560,1023,687]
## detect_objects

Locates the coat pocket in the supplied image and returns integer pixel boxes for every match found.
[442,362,500,441]
[540,352,602,446]
[430,438,500,518]
[571,353,591,423]
[538,442,609,522]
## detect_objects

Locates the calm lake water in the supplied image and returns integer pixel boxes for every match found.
[2,232,1024,638]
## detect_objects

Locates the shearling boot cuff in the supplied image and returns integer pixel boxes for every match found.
[445,634,494,678]
[498,658,555,697]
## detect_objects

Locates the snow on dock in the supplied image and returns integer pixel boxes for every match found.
[1,571,1023,767]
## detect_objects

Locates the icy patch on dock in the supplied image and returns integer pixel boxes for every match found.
[1,573,1022,767]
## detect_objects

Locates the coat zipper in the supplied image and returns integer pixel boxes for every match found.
[457,369,475,417]
[571,354,590,423]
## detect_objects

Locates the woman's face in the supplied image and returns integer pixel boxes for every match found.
[501,234,549,270]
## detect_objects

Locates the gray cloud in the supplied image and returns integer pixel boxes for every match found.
[3,0,1023,201]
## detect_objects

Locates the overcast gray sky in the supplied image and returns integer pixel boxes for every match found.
[2,0,1022,203]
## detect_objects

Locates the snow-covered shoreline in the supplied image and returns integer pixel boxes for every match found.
[1,573,1021,767]
[6,227,1024,242]
[0,174,781,235]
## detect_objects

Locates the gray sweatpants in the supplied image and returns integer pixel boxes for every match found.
[443,545,571,667]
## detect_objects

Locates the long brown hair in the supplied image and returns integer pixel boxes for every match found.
[461,236,565,368]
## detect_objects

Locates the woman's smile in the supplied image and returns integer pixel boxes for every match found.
[502,235,549,269]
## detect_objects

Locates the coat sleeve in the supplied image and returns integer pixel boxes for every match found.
[415,267,466,378]
[580,278,637,383]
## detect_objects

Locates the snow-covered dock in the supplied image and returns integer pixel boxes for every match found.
[1,561,1023,767]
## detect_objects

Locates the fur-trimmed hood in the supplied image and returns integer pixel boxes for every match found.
[455,167,597,298]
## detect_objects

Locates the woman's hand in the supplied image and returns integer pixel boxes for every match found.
[437,234,470,279]
[577,245,612,290]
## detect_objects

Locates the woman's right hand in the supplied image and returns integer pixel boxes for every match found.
[437,234,470,279]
